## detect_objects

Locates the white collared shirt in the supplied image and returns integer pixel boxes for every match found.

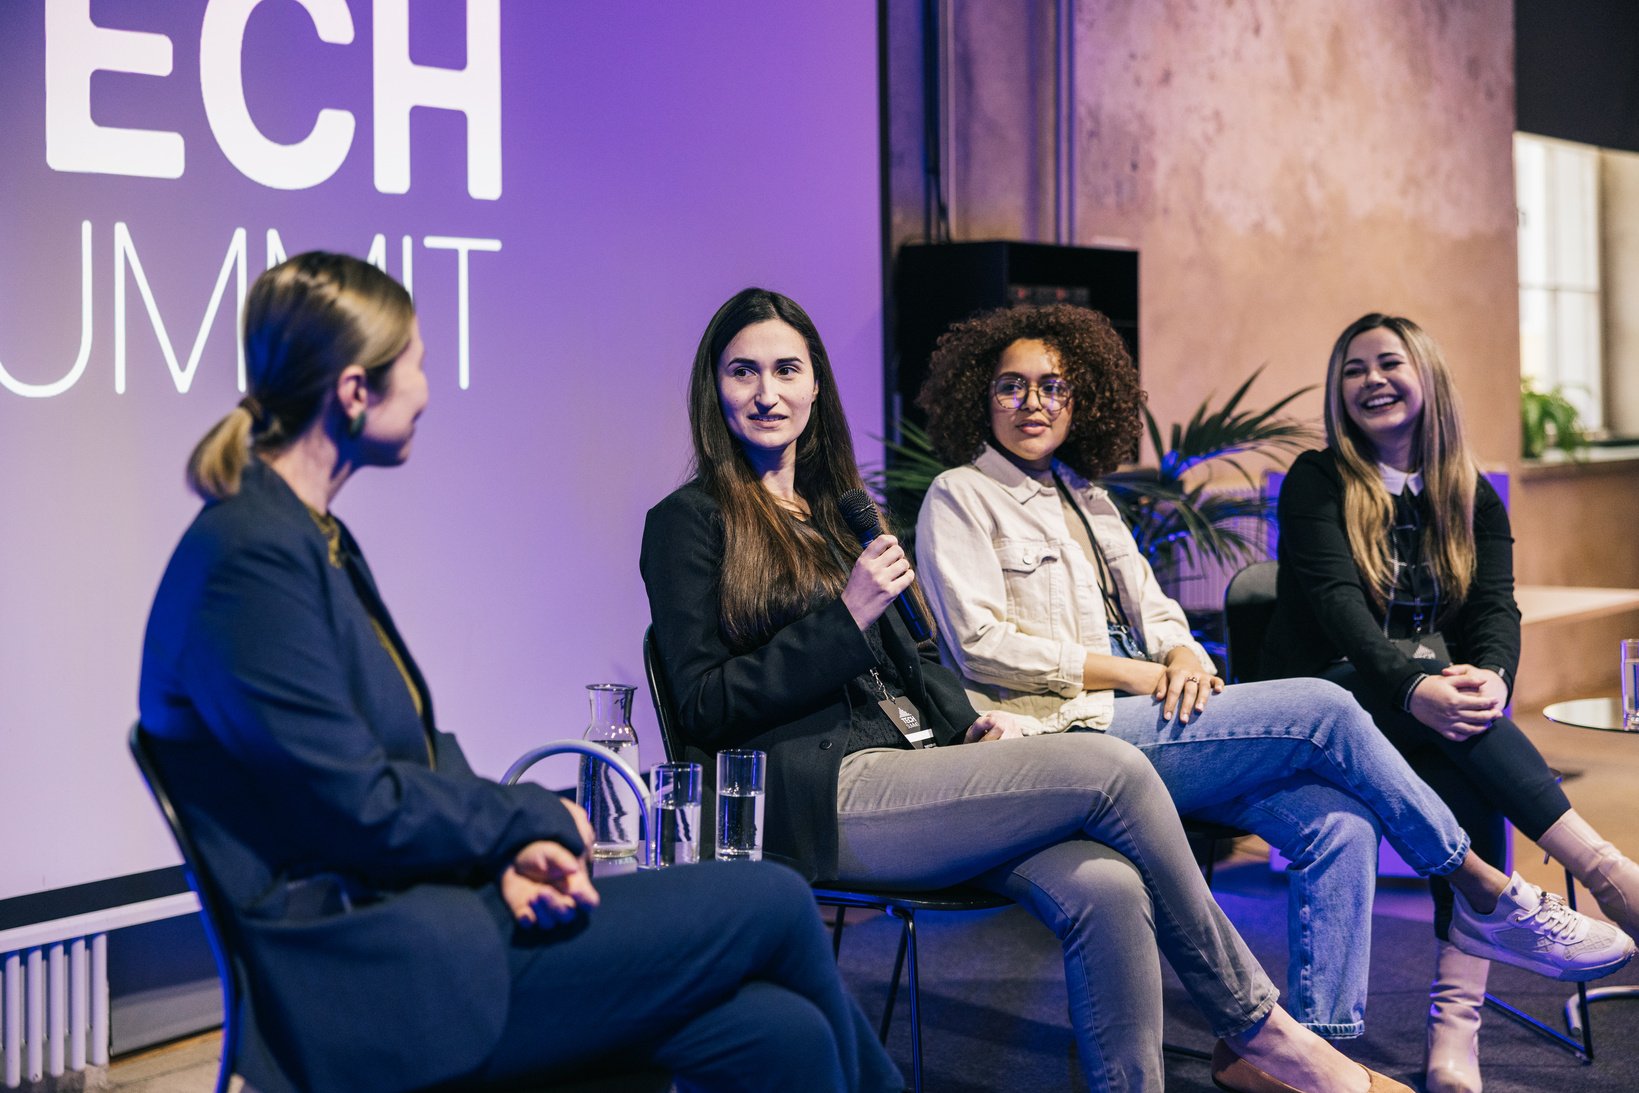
[1379,463,1424,495]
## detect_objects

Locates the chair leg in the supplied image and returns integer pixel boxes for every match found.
[830,905,847,960]
[902,908,924,1093]
[215,981,238,1093]
[880,914,909,1043]
[1202,836,1219,886]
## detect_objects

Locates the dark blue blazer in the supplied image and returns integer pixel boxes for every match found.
[139,461,581,1093]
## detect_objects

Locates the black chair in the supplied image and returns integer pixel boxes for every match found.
[1223,559,1279,685]
[641,627,1007,1093]
[129,723,248,1093]
[129,724,672,1093]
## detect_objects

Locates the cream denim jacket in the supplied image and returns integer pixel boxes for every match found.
[915,444,1213,732]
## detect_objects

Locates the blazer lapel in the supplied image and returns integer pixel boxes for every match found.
[333,520,439,738]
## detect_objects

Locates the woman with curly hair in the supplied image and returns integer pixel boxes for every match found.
[642,287,1448,1093]
[913,304,1632,1048]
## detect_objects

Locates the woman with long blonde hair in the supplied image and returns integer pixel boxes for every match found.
[1265,312,1639,1093]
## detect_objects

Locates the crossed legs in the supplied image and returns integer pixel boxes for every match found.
[832,732,1277,1089]
[469,861,902,1092]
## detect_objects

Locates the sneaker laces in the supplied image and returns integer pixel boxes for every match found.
[1510,889,1586,942]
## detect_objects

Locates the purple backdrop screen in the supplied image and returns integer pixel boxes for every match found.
[0,0,883,903]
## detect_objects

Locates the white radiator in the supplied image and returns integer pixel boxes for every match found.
[0,894,196,1090]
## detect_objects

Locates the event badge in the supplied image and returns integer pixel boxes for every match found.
[878,695,934,748]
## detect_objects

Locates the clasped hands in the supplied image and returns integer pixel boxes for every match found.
[1409,664,1507,741]
[499,799,602,929]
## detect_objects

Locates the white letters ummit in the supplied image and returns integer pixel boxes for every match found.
[114,224,249,395]
[0,224,497,398]
[44,0,502,198]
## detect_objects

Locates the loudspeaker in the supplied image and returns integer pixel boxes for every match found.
[891,241,1138,430]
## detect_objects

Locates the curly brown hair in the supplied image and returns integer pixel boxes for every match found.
[916,304,1145,477]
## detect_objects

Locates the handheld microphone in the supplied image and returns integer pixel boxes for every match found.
[838,489,933,641]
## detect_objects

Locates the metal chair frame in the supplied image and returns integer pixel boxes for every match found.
[129,724,243,1093]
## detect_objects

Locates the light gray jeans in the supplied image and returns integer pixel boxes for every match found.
[834,732,1277,1091]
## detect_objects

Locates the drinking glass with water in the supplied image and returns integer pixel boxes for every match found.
[1623,638,1639,731]
[715,749,766,860]
[645,762,702,868]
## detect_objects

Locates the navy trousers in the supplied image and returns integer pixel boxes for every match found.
[464,860,901,1092]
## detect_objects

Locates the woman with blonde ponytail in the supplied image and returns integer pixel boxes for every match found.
[1265,313,1639,1093]
[141,254,899,1093]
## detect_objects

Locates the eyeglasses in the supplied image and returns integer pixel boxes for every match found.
[992,376,1073,412]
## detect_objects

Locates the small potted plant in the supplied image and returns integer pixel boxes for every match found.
[1520,377,1589,460]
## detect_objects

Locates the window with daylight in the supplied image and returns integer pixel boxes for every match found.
[1514,132,1603,431]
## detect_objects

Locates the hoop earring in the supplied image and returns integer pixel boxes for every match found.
[348,410,367,439]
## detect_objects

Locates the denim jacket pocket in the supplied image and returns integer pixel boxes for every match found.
[994,538,1060,632]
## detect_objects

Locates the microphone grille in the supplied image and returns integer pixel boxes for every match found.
[837,489,882,538]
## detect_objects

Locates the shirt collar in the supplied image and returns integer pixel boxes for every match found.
[1378,463,1424,495]
[973,443,1057,502]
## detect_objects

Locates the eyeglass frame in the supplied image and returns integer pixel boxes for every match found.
[991,375,1074,413]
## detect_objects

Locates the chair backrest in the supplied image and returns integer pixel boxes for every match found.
[1223,560,1279,685]
[642,626,684,763]
[127,724,242,1093]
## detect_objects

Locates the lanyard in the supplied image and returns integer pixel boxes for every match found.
[1052,473,1144,646]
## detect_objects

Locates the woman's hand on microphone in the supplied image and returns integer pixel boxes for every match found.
[842,534,914,630]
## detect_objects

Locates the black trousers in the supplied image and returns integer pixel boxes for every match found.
[463,860,901,1092]
[1322,660,1572,938]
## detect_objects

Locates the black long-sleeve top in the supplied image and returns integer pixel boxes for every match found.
[1261,449,1521,703]
[640,482,980,881]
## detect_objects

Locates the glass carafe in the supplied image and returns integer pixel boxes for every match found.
[577,683,641,859]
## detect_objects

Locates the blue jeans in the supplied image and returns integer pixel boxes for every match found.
[1093,676,1471,1038]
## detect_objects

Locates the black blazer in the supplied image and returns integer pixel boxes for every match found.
[139,461,581,1093]
[639,483,979,882]
[1262,449,1521,702]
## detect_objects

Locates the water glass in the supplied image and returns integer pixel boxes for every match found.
[645,762,702,869]
[715,749,766,861]
[1623,638,1639,730]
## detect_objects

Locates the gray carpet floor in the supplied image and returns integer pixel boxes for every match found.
[834,862,1639,1092]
